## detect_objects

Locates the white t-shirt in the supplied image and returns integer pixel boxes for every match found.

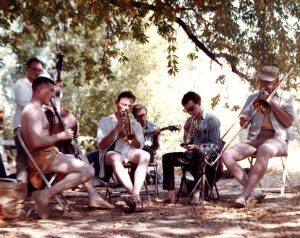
[96,114,145,178]
[13,78,32,129]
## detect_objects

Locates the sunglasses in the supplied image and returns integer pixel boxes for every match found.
[183,105,196,113]
[28,66,43,73]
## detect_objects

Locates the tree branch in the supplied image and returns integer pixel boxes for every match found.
[215,53,249,81]
[108,0,258,77]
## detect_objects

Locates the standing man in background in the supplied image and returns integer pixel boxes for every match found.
[13,57,44,183]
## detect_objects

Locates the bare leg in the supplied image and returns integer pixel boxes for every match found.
[222,143,257,204]
[43,155,93,200]
[190,189,200,205]
[105,152,134,194]
[128,149,150,198]
[222,143,257,189]
[240,138,288,199]
[78,155,114,209]
[32,154,94,218]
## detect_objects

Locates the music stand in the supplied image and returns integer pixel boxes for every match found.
[184,144,219,206]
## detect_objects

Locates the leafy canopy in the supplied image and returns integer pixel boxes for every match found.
[0,0,299,87]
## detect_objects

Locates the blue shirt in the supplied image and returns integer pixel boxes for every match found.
[185,111,221,151]
[143,121,159,155]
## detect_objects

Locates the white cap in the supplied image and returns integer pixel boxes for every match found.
[257,66,280,82]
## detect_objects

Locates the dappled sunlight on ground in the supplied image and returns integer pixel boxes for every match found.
[1,146,300,237]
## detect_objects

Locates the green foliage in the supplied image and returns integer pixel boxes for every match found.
[211,94,220,109]
[0,0,298,85]
[0,0,299,150]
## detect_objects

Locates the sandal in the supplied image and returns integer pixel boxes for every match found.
[246,194,266,207]
[234,197,247,208]
[122,195,143,212]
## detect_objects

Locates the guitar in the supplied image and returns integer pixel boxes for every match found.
[144,125,181,136]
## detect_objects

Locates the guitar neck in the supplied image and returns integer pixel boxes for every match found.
[144,127,169,136]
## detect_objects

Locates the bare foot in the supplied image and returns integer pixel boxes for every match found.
[89,196,115,209]
[189,196,201,205]
[155,192,175,204]
[234,196,247,208]
[32,190,48,219]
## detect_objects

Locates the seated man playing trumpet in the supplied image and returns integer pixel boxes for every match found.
[97,91,150,211]
[158,91,222,205]
[221,66,295,208]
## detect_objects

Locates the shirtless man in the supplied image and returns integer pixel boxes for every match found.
[21,75,113,218]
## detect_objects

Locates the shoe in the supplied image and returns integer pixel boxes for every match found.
[246,194,266,207]
[122,195,143,212]
[234,197,247,208]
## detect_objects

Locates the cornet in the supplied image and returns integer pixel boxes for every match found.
[122,111,136,145]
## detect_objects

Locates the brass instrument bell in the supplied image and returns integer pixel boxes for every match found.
[123,111,136,145]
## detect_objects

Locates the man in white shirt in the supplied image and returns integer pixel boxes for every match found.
[97,91,150,211]
[221,66,295,208]
[13,57,44,183]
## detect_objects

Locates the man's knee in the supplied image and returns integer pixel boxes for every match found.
[140,150,150,164]
[132,149,150,164]
[80,163,94,180]
[221,150,231,164]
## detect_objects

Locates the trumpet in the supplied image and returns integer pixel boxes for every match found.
[122,111,136,145]
[181,116,198,147]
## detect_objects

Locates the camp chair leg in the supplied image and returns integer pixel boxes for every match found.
[280,156,292,195]
[17,131,71,215]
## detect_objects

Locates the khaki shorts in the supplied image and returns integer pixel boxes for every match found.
[30,146,62,172]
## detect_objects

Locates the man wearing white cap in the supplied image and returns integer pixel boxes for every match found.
[221,66,295,207]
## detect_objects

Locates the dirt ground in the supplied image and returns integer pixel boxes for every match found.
[1,155,300,238]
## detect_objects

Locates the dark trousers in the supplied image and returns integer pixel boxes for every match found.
[162,151,223,192]
[86,150,100,177]
[162,151,205,190]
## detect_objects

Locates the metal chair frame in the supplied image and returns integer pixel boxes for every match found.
[17,131,71,216]
[105,162,151,203]
[248,154,292,195]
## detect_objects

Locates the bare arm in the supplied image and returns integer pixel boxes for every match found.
[150,131,160,151]
[270,101,294,128]
[98,125,120,150]
[22,104,73,151]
